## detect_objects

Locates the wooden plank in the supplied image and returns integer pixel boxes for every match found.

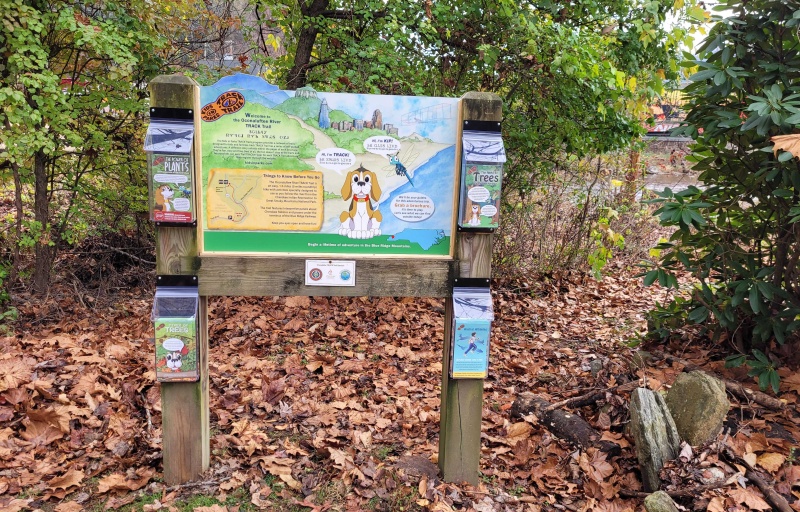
[150,74,209,485]
[157,228,199,275]
[439,92,502,485]
[198,256,456,297]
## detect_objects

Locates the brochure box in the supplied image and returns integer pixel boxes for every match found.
[152,283,199,382]
[450,281,493,379]
[144,108,196,225]
[458,121,506,231]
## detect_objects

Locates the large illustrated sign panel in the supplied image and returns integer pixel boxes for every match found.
[197,74,460,257]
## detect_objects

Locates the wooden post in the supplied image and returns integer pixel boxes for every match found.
[150,74,209,484]
[439,92,502,485]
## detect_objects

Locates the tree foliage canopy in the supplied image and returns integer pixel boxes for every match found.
[1,0,697,294]
[248,0,692,190]
[1,0,165,292]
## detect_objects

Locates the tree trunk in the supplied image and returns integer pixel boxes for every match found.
[285,0,330,90]
[33,151,53,295]
[10,161,23,287]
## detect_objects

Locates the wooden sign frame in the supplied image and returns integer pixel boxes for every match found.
[149,74,501,486]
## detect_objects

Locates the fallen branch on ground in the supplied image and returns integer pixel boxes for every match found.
[543,382,640,413]
[619,480,731,499]
[165,478,224,492]
[721,447,793,512]
[510,392,621,455]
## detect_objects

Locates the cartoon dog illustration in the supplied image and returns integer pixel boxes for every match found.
[467,201,481,226]
[167,352,183,372]
[154,184,174,212]
[339,165,382,239]
[165,352,182,371]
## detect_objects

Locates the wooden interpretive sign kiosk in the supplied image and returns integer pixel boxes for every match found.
[148,74,502,485]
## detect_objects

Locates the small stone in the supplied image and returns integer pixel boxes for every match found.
[630,388,681,492]
[644,490,680,512]
[666,371,730,446]
[589,359,604,377]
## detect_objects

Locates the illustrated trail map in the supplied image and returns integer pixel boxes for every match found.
[198,74,460,256]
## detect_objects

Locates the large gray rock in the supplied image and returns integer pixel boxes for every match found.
[665,371,730,446]
[644,491,680,512]
[630,388,681,492]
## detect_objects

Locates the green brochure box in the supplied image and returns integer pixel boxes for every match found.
[458,122,506,231]
[152,285,199,382]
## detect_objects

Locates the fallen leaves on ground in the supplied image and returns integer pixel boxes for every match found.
[0,261,798,511]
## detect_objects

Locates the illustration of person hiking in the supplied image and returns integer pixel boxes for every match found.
[464,332,479,355]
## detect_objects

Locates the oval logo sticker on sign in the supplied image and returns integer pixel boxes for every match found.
[201,91,245,121]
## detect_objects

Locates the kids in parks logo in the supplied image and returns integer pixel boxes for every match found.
[201,91,245,121]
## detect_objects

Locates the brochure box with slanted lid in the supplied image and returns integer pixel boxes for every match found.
[144,108,196,225]
[152,282,199,382]
[450,281,493,379]
[458,121,506,231]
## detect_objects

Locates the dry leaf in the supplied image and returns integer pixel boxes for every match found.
[512,439,533,466]
[219,471,248,491]
[28,406,71,433]
[579,450,614,483]
[20,420,62,447]
[0,406,15,422]
[394,347,416,360]
[194,506,228,512]
[772,134,800,158]
[757,452,786,473]
[291,499,331,512]
[706,496,726,512]
[284,317,305,331]
[1,387,27,405]
[55,501,84,512]
[257,455,293,477]
[730,486,772,511]
[261,377,286,404]
[280,473,301,490]
[47,469,85,492]
[506,422,532,444]
[0,359,31,392]
[327,447,354,469]
[285,296,311,308]
[97,469,155,494]
[782,372,800,394]
[0,499,32,512]
[104,494,137,510]
[249,481,272,507]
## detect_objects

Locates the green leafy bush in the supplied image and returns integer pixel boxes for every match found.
[643,0,800,391]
